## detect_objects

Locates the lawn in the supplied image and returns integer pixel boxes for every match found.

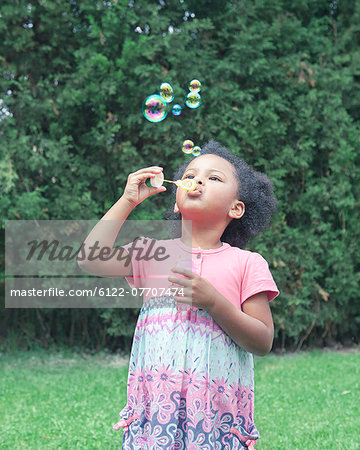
[254,348,360,449]
[0,347,359,449]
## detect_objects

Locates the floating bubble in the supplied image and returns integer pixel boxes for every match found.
[142,95,168,122]
[182,140,194,154]
[189,79,201,93]
[159,82,174,103]
[185,92,201,109]
[192,146,201,157]
[150,171,164,188]
[171,104,182,116]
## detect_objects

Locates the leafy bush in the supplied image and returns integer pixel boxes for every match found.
[1,0,359,351]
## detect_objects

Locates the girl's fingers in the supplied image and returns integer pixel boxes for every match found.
[129,172,160,184]
[128,167,164,185]
[123,167,164,205]
[133,167,163,175]
[171,267,193,277]
[136,172,159,179]
[168,276,193,288]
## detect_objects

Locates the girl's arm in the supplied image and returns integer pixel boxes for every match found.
[77,196,136,277]
[78,166,165,277]
[206,291,274,356]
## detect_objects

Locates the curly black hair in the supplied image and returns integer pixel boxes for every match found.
[164,140,277,249]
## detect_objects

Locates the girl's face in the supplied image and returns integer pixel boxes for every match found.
[176,154,242,221]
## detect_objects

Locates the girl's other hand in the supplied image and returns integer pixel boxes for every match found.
[168,267,220,311]
[122,166,166,207]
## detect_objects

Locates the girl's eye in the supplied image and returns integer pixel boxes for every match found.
[183,175,221,181]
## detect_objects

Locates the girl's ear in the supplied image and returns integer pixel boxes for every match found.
[229,201,245,219]
[174,202,180,213]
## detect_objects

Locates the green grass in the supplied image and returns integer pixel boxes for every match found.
[0,349,128,449]
[0,348,359,449]
[254,349,360,449]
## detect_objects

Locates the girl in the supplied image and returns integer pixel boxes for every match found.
[81,140,279,449]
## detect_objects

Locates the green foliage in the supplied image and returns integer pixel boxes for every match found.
[1,0,359,351]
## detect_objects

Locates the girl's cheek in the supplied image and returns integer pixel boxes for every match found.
[176,190,182,202]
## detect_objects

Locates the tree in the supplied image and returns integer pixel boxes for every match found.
[1,0,359,351]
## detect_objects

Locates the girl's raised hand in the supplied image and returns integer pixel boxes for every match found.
[168,267,220,311]
[122,166,166,207]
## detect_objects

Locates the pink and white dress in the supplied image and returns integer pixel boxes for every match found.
[113,237,279,449]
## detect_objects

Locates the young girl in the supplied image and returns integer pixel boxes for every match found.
[80,140,279,449]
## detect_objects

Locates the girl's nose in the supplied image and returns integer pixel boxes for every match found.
[195,177,203,185]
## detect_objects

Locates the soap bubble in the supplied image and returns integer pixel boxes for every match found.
[171,104,182,116]
[192,146,201,156]
[185,92,201,109]
[142,95,168,122]
[150,171,164,188]
[189,79,201,93]
[182,140,194,154]
[159,82,174,103]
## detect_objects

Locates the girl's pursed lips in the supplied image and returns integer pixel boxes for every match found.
[187,189,202,196]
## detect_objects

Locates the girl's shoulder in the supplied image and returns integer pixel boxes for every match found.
[224,244,270,267]
[223,243,252,257]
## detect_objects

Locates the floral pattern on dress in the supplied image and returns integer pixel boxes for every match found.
[114,296,260,449]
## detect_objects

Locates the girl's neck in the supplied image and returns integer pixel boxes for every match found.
[180,227,223,250]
